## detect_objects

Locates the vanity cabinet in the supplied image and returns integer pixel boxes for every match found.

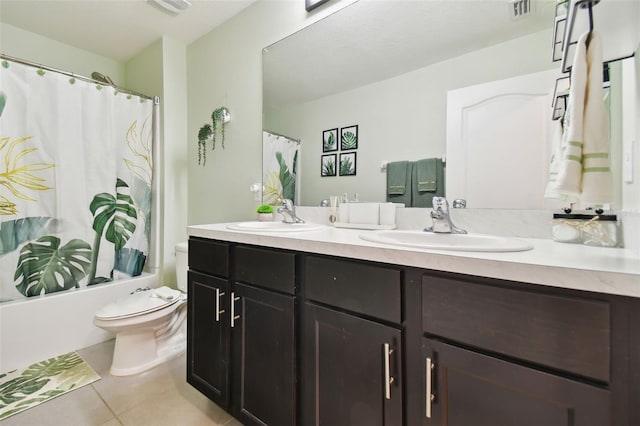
[302,256,403,426]
[421,274,613,425]
[187,239,229,407]
[187,239,296,426]
[188,235,639,426]
[230,246,296,426]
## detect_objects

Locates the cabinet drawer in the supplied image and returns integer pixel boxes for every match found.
[305,255,401,323]
[233,246,296,294]
[189,238,229,277]
[422,275,610,383]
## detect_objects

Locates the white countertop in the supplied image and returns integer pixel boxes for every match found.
[188,222,640,298]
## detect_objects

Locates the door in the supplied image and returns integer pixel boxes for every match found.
[446,69,564,209]
[187,270,230,409]
[304,303,403,426]
[422,338,610,426]
[231,283,296,426]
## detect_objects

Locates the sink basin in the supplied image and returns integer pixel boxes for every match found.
[226,221,324,232]
[359,230,533,252]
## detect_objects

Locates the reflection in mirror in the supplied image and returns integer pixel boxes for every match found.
[262,0,638,208]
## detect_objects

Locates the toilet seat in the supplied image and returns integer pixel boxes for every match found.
[95,288,184,321]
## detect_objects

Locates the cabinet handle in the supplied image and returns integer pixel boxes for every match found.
[426,357,435,418]
[215,289,225,322]
[231,292,240,328]
[383,343,395,400]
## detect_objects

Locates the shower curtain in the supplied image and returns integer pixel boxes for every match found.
[0,58,154,301]
[262,130,300,205]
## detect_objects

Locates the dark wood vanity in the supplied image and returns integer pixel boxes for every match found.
[186,236,640,426]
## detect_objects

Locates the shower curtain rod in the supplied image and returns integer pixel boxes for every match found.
[0,53,156,102]
[264,129,301,143]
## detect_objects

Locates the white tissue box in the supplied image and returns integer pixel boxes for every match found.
[379,203,397,226]
[347,203,380,225]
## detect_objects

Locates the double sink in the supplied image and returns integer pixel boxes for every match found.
[226,221,533,253]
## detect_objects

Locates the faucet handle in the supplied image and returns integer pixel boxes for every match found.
[278,198,294,209]
[431,196,448,211]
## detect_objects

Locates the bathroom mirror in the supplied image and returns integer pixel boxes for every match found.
[262,0,637,208]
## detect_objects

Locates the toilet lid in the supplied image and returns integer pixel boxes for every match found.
[95,288,182,320]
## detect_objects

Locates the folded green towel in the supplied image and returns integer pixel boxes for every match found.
[412,158,444,207]
[386,161,412,206]
[386,161,409,195]
[416,158,438,192]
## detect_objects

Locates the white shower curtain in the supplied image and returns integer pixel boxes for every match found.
[0,58,154,301]
[262,130,300,205]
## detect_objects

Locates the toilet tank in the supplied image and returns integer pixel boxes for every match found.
[175,242,189,292]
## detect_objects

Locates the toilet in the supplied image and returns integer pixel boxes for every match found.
[94,242,189,376]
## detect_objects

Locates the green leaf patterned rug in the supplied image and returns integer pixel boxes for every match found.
[0,351,100,420]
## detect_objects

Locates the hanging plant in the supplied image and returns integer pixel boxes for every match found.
[198,106,230,166]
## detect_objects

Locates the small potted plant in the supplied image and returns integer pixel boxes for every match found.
[256,204,274,222]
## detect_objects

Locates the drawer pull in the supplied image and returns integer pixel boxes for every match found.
[383,343,394,400]
[231,293,240,328]
[426,357,435,418]
[215,289,225,322]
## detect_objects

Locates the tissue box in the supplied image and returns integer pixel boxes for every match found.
[379,203,397,226]
[347,203,380,225]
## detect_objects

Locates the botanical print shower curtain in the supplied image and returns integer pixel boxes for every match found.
[262,130,300,205]
[0,58,153,301]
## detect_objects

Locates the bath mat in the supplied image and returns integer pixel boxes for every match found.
[0,351,100,420]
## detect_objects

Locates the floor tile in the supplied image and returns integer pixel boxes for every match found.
[1,339,241,426]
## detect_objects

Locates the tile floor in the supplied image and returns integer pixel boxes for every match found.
[0,340,242,426]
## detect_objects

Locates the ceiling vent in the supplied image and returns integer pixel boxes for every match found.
[148,0,192,15]
[510,0,533,19]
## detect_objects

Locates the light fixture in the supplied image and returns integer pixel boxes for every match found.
[147,0,191,15]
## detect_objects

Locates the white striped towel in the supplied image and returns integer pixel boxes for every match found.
[580,31,612,204]
[551,31,589,198]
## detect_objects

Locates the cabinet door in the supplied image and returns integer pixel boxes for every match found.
[187,270,229,409]
[231,283,295,426]
[422,338,610,426]
[304,303,403,426]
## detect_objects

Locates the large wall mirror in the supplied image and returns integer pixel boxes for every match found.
[262,0,638,209]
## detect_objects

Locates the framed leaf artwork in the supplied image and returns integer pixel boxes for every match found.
[339,152,356,176]
[340,125,358,150]
[323,128,338,152]
[321,154,337,177]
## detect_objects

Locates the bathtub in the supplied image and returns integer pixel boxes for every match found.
[0,273,159,373]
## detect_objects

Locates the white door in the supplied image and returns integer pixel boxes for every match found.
[446,69,564,209]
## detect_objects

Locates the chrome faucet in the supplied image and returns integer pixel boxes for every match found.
[277,199,305,224]
[424,197,467,234]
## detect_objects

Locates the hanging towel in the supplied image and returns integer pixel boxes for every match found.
[544,120,579,202]
[580,32,612,205]
[411,158,444,208]
[552,31,589,198]
[386,161,412,206]
[416,157,438,192]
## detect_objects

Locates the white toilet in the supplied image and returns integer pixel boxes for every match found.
[94,242,189,376]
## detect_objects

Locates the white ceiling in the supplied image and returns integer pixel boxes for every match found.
[263,0,558,109]
[0,0,258,62]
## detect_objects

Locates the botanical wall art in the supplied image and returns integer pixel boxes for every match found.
[322,128,338,152]
[340,125,358,150]
[339,152,357,176]
[320,124,359,177]
[321,154,337,177]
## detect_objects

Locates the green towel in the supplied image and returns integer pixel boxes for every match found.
[386,161,412,206]
[416,158,438,192]
[412,158,444,207]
